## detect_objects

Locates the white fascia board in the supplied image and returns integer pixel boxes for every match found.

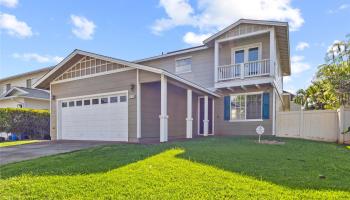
[204,19,288,44]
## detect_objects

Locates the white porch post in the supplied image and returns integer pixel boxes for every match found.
[214,41,219,83]
[136,69,141,139]
[269,27,276,77]
[203,96,209,136]
[159,74,168,142]
[186,89,193,139]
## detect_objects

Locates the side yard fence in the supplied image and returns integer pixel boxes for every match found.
[276,106,350,144]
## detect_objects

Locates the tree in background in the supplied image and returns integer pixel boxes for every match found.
[294,35,350,110]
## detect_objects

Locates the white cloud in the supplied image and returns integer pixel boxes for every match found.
[0,0,18,8]
[327,40,346,57]
[70,15,96,40]
[291,55,310,74]
[183,32,211,45]
[13,53,63,63]
[0,13,32,38]
[295,42,309,51]
[152,0,304,39]
[283,76,292,83]
[328,4,350,14]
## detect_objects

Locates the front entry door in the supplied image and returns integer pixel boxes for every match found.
[199,97,213,135]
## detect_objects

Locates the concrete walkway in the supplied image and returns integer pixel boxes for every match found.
[0,140,118,165]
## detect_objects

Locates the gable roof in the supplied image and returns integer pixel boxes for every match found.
[203,19,288,44]
[0,66,54,83]
[0,87,49,100]
[33,49,219,97]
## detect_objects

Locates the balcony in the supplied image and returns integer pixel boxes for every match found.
[217,59,272,82]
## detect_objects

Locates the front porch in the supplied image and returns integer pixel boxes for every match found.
[138,71,217,143]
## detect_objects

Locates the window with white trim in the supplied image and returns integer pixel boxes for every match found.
[175,57,192,74]
[230,93,262,120]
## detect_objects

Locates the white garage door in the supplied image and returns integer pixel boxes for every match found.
[58,92,128,141]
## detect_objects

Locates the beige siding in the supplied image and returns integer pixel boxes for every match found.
[214,87,273,135]
[218,23,272,40]
[24,99,49,110]
[219,33,270,66]
[0,71,48,94]
[0,98,25,108]
[139,48,215,88]
[50,70,137,141]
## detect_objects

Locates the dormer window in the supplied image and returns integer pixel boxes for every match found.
[175,57,192,74]
[26,79,32,88]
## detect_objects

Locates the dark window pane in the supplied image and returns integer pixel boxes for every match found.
[248,47,259,61]
[92,99,99,105]
[246,94,262,119]
[120,96,127,102]
[110,96,118,103]
[234,50,244,64]
[62,102,67,108]
[84,99,90,105]
[101,98,108,104]
[76,100,82,106]
[69,101,74,107]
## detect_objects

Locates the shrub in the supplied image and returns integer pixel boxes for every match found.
[0,108,50,140]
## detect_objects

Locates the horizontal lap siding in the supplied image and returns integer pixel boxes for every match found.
[50,70,137,141]
[214,87,273,135]
[167,83,187,138]
[140,82,160,139]
[139,48,215,88]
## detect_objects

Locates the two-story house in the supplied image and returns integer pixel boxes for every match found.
[0,67,52,109]
[33,19,290,142]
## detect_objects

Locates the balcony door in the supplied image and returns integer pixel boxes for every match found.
[232,43,262,76]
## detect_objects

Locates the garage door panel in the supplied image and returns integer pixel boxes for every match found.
[59,92,128,141]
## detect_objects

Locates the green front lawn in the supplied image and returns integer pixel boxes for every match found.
[0,140,39,147]
[1,136,349,199]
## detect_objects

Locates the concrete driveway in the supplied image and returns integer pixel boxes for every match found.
[0,140,118,165]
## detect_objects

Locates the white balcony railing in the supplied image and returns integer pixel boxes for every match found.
[217,59,271,82]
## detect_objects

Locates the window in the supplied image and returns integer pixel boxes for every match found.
[62,102,67,108]
[6,84,11,92]
[234,50,244,64]
[101,97,108,104]
[119,96,127,102]
[175,57,192,74]
[17,104,23,108]
[92,98,99,105]
[76,100,82,106]
[110,96,118,103]
[230,93,262,120]
[26,79,32,88]
[248,47,259,62]
[69,101,75,107]
[84,99,91,106]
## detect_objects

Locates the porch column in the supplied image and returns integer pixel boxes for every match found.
[159,74,168,142]
[270,27,276,76]
[203,96,209,136]
[186,89,193,139]
[214,41,219,83]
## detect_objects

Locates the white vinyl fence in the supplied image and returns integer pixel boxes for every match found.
[276,106,350,143]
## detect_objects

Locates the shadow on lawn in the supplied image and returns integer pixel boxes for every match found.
[0,143,169,179]
[174,136,350,191]
[1,136,350,192]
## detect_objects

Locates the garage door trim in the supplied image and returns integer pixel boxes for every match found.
[56,90,129,141]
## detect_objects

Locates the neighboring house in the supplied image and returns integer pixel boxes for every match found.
[0,67,52,109]
[34,19,291,143]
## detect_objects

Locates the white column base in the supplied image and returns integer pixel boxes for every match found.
[186,118,193,138]
[203,119,209,136]
[159,115,168,142]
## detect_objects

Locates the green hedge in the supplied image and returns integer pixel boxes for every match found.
[0,108,50,139]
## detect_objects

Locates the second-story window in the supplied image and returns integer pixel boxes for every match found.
[175,57,192,74]
[6,84,11,92]
[26,79,32,88]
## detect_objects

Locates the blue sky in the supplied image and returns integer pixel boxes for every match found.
[0,0,349,93]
